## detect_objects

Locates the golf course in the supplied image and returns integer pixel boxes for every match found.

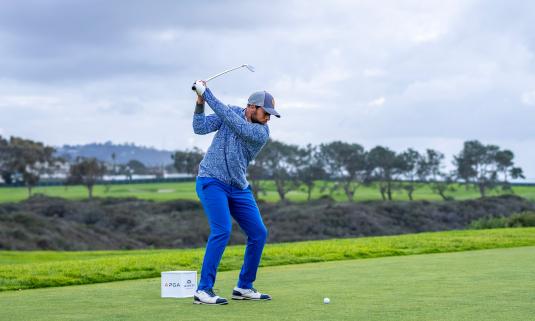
[2,1,535,319]
[1,228,535,320]
[2,181,535,203]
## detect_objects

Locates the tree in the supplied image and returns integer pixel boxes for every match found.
[495,149,524,191]
[111,152,117,174]
[248,161,266,199]
[126,159,148,175]
[259,140,301,201]
[398,148,422,201]
[248,147,270,199]
[417,149,455,200]
[0,136,13,184]
[318,141,367,202]
[367,146,404,201]
[295,144,326,201]
[121,165,134,181]
[172,147,204,176]
[0,136,59,197]
[453,140,524,197]
[67,157,106,199]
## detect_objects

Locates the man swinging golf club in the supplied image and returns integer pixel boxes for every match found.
[191,79,280,305]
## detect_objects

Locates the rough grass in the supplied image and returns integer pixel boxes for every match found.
[1,181,535,203]
[1,228,534,291]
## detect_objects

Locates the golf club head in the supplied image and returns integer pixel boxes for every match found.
[244,64,255,72]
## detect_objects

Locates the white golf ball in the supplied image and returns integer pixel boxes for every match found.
[323,297,330,304]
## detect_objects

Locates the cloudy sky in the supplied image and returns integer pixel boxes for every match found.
[1,0,534,180]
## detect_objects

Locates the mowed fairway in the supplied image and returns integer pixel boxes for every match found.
[1,246,534,321]
[1,181,535,203]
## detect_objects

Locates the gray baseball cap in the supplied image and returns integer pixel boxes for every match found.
[248,91,281,118]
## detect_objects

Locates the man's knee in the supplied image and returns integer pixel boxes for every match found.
[251,225,268,243]
[210,226,232,243]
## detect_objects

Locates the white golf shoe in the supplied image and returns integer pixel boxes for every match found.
[232,287,272,301]
[193,289,228,305]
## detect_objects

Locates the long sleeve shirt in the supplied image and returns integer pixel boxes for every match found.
[193,88,270,189]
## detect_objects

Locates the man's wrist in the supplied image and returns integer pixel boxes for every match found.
[194,102,205,114]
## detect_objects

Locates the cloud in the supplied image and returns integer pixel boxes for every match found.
[363,69,386,78]
[97,100,145,115]
[368,97,385,107]
[521,91,535,106]
[0,95,60,108]
[0,0,534,179]
[400,75,492,104]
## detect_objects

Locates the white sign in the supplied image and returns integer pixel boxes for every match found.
[161,271,197,298]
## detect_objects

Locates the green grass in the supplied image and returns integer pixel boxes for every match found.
[0,182,199,203]
[1,228,535,291]
[1,181,535,203]
[1,246,534,321]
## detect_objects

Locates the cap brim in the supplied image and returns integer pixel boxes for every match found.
[262,107,281,118]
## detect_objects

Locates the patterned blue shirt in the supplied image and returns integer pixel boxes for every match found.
[193,88,270,189]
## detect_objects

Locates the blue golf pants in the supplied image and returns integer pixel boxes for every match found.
[196,177,268,290]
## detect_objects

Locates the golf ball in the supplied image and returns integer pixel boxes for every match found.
[323,297,330,304]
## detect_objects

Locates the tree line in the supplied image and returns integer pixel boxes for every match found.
[1,135,525,201]
[174,140,525,201]
[0,136,98,198]
[1,135,180,199]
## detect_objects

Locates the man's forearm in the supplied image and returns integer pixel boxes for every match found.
[195,96,205,114]
[194,102,205,114]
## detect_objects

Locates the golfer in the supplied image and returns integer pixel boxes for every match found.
[191,80,280,305]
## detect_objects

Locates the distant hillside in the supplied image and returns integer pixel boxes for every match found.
[55,142,174,166]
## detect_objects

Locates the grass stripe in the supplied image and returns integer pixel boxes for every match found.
[1,181,535,203]
[1,227,534,291]
[3,246,534,321]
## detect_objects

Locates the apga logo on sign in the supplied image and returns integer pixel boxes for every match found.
[164,279,195,289]
[164,282,181,288]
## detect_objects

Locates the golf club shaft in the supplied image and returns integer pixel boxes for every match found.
[205,65,246,82]
[191,64,253,91]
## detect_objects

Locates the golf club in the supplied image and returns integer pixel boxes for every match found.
[192,64,255,91]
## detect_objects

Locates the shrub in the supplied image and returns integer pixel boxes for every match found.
[470,211,535,229]
[470,216,509,229]
[508,211,535,227]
